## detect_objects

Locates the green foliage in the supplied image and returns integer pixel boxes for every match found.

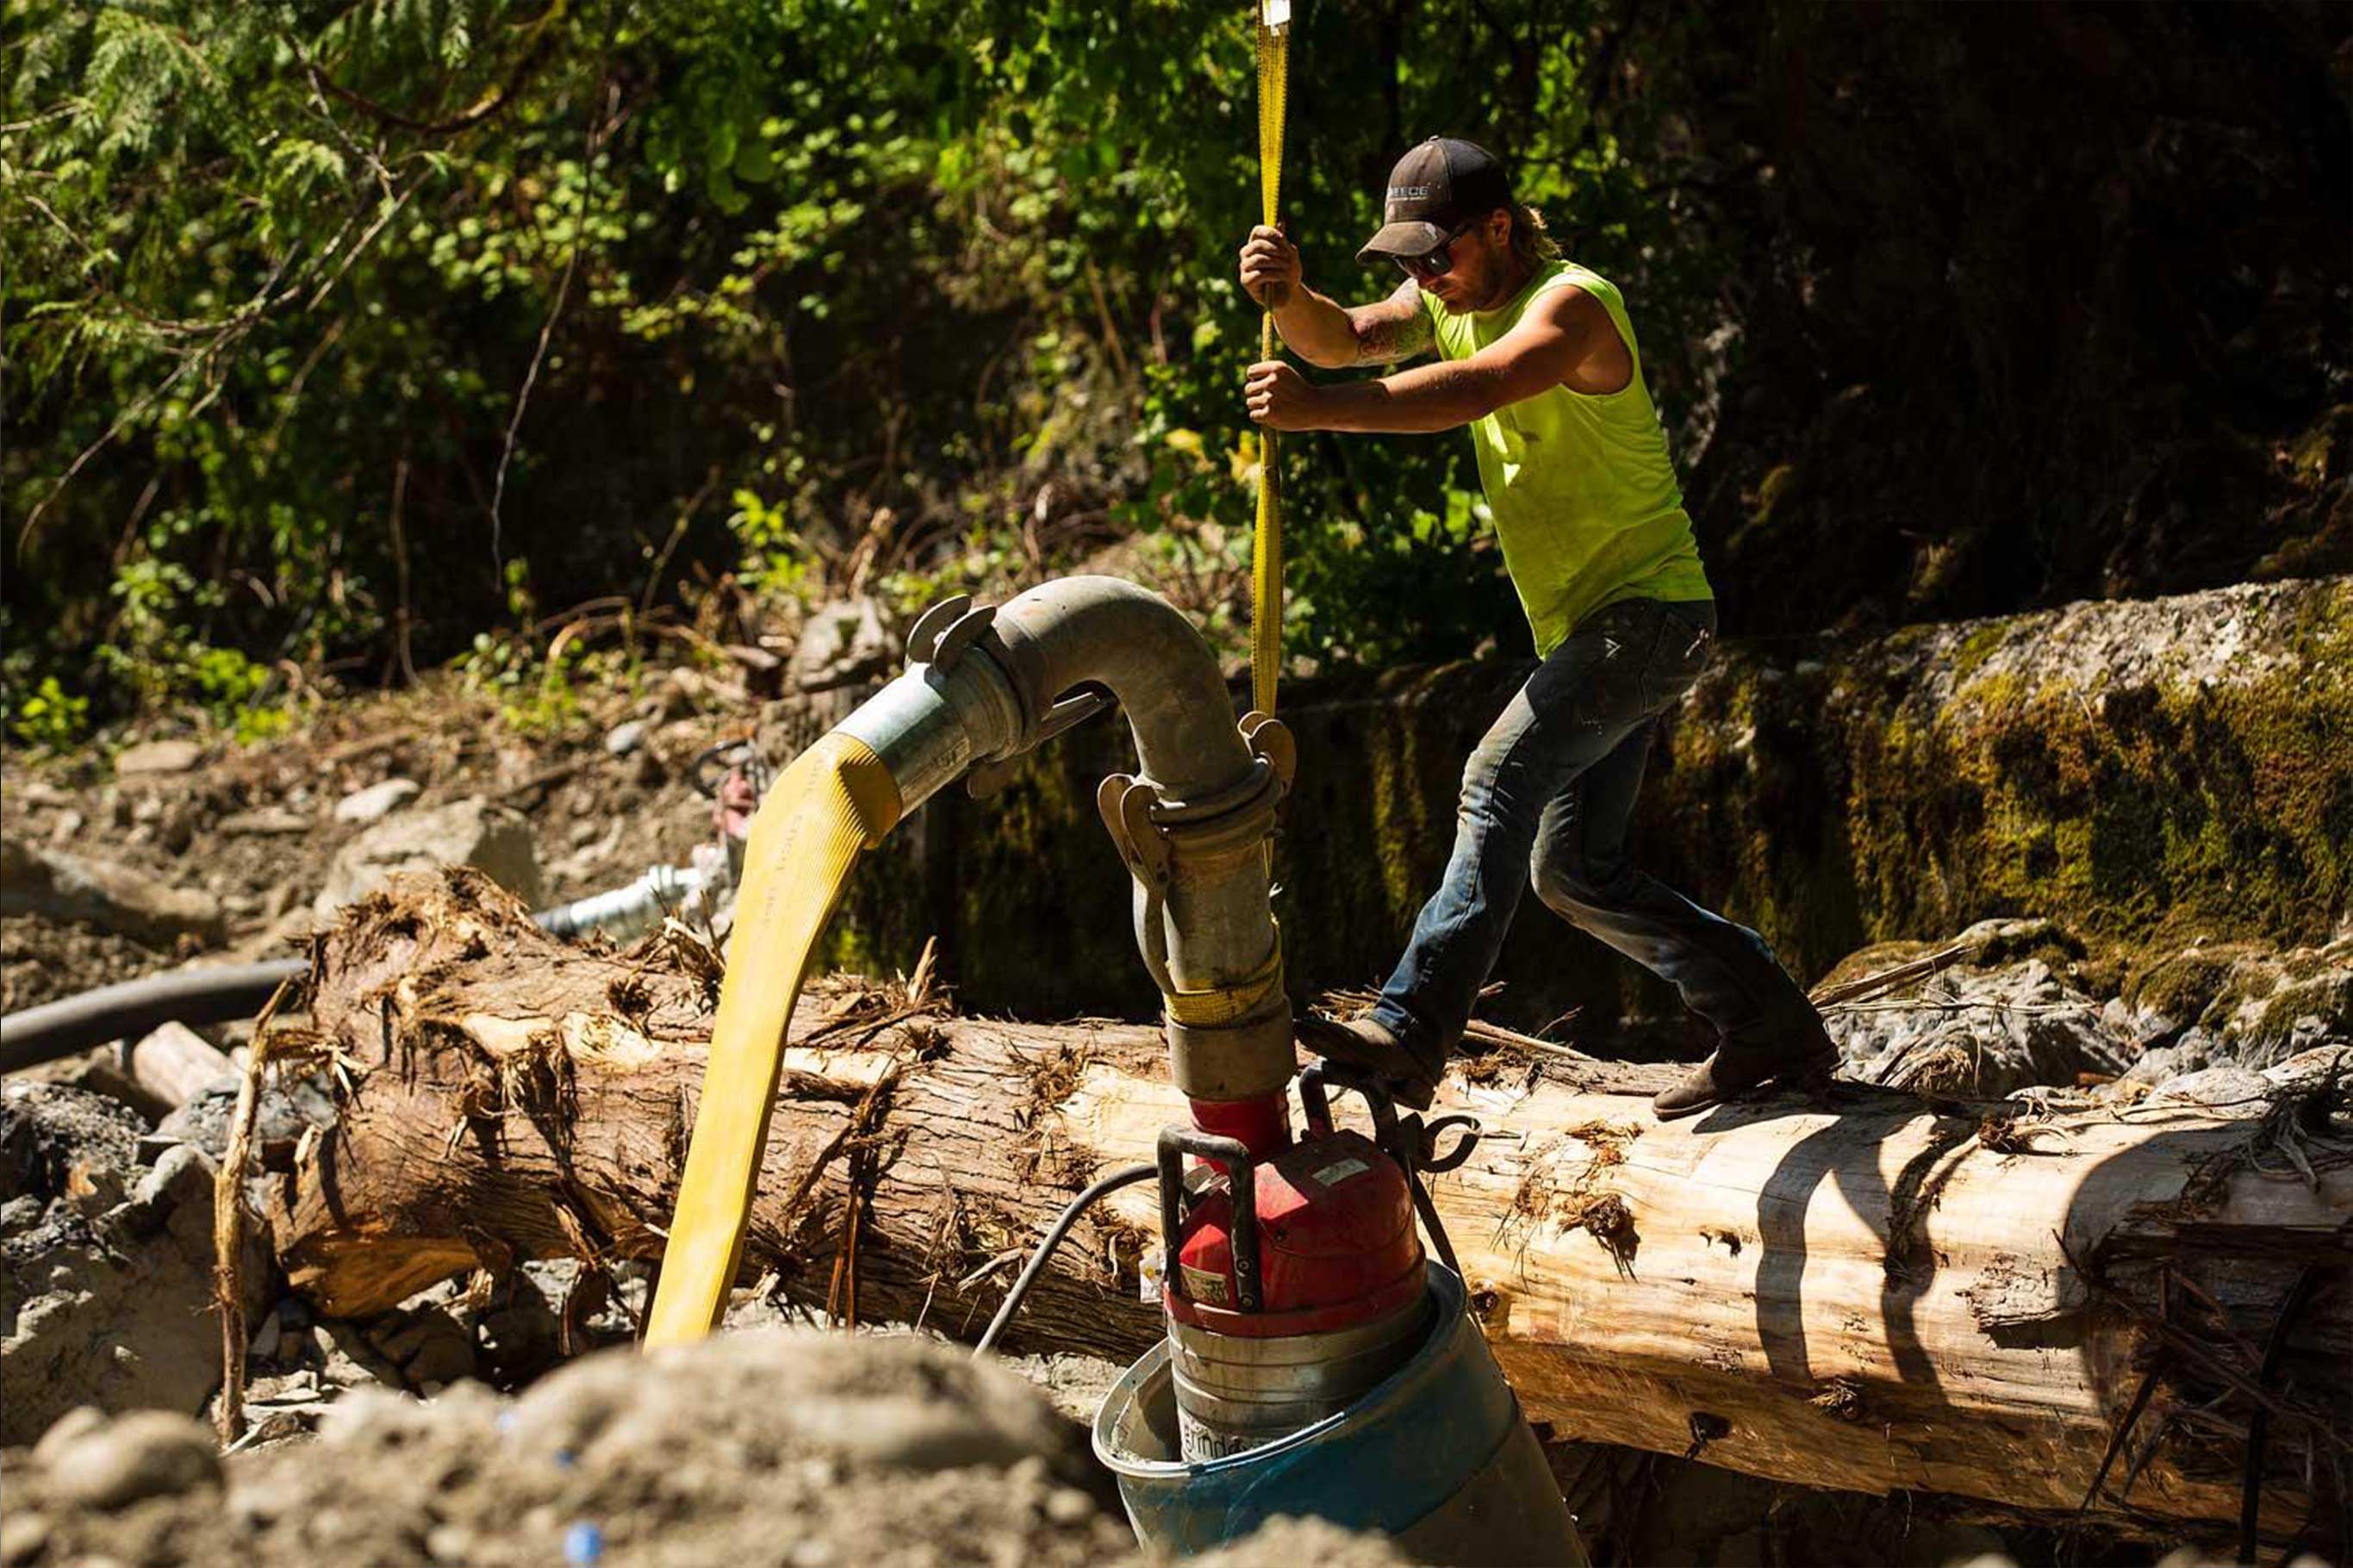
[459,627,616,737]
[5,0,1736,737]
[725,488,815,605]
[12,677,90,750]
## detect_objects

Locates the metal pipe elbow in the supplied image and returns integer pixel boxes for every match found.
[988,576,1254,802]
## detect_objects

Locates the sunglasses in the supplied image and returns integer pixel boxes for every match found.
[1395,221,1475,279]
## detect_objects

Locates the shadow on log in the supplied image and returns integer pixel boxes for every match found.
[266,871,2349,1552]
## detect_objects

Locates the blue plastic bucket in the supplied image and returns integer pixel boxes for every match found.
[1092,1264,1587,1565]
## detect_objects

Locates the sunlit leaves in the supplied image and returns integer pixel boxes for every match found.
[5,0,1729,730]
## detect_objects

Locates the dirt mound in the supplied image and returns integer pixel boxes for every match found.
[2,1327,1396,1567]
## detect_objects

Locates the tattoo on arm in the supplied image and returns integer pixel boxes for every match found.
[1348,282,1434,365]
[1348,303,1434,365]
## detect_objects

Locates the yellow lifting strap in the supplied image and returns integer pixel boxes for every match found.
[1161,922,1285,1029]
[1250,0,1290,719]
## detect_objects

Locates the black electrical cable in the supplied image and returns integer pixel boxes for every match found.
[973,1161,1159,1359]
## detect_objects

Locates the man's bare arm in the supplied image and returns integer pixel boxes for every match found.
[1265,283,1362,369]
[1341,278,1435,366]
[1242,227,1435,370]
[1268,285,1611,433]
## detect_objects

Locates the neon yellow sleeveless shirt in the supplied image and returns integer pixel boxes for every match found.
[1421,258,1711,656]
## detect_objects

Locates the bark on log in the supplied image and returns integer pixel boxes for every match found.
[271,874,2350,1547]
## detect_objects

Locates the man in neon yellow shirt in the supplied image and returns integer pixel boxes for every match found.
[1240,136,1833,1117]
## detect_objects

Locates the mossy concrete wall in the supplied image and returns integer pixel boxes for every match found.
[828,577,2351,1036]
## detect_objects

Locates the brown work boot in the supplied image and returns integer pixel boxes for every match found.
[1294,1012,1447,1111]
[1653,1020,1839,1120]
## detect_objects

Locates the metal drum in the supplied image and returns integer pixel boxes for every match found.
[1096,1264,1589,1566]
[1169,1288,1429,1460]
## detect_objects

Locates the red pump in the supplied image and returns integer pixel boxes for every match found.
[1155,1065,1466,1460]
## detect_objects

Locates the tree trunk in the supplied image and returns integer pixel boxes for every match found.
[271,874,2349,1546]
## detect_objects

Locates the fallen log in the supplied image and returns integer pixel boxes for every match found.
[270,873,2349,1548]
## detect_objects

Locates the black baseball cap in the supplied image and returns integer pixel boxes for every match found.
[1356,137,1513,264]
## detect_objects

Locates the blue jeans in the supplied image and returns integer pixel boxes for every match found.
[1371,598,1819,1058]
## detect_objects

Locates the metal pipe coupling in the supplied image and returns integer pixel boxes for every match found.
[1099,714,1298,1102]
[836,597,1026,817]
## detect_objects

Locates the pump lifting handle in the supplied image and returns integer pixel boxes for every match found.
[1156,1127,1262,1313]
[1298,1061,1475,1280]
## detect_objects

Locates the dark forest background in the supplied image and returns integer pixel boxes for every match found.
[5,0,2346,742]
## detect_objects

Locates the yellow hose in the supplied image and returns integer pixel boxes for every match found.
[644,731,902,1347]
[1249,5,1289,719]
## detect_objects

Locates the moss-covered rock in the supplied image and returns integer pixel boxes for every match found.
[826,578,2351,1037]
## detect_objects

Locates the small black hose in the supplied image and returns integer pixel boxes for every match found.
[973,1161,1159,1359]
[0,959,308,1073]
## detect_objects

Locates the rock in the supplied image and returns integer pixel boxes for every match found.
[2197,936,2353,1070]
[333,777,421,825]
[2264,1044,2352,1098]
[41,1409,222,1509]
[122,1022,238,1110]
[121,1142,213,1234]
[31,1406,108,1463]
[2,1081,145,1202]
[248,1308,283,1363]
[2148,1065,2276,1111]
[51,809,84,843]
[317,797,544,915]
[313,1321,408,1391]
[150,1073,333,1163]
[602,720,647,756]
[426,1525,479,1562]
[1829,957,2134,1097]
[2113,934,2353,1071]
[791,599,893,694]
[369,1304,476,1388]
[218,807,310,837]
[1,1084,270,1445]
[0,1510,49,1565]
[474,1272,564,1388]
[113,739,202,778]
[2123,1040,2214,1087]
[0,837,226,948]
